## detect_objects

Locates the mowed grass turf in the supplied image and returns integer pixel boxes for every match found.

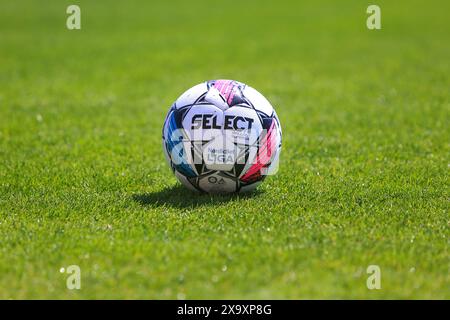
[0,0,448,299]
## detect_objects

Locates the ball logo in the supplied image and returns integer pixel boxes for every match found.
[207,148,235,164]
[191,114,254,130]
[208,176,225,184]
[208,176,217,183]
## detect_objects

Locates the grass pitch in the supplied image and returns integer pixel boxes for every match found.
[0,0,448,299]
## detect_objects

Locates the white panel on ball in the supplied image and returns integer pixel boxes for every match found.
[175,83,208,109]
[223,106,262,146]
[243,86,274,116]
[181,104,223,142]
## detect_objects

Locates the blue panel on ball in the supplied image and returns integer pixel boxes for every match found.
[165,110,196,178]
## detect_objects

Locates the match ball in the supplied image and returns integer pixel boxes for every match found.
[162,80,282,193]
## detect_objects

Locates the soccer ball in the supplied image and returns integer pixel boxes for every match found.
[162,80,282,193]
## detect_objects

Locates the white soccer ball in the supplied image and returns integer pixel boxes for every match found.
[162,80,282,193]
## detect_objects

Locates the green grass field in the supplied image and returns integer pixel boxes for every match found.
[0,0,448,299]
